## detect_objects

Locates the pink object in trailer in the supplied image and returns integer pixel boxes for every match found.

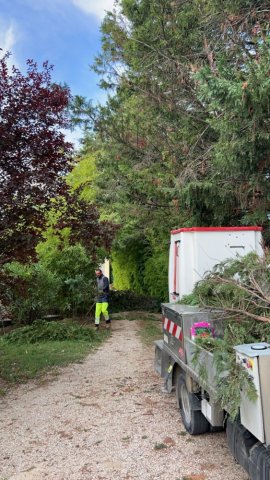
[190,321,214,340]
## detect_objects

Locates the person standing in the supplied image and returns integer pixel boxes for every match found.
[95,268,111,330]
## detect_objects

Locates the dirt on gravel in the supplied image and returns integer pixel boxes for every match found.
[0,317,248,480]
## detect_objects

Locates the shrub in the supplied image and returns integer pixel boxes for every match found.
[4,244,96,324]
[4,262,62,324]
[39,243,96,316]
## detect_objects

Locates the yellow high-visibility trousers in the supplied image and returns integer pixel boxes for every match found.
[95,302,109,325]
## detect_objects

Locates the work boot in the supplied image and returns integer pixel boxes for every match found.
[95,324,99,331]
[105,319,111,330]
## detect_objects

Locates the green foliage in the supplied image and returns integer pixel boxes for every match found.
[144,248,168,300]
[40,244,95,315]
[111,234,150,293]
[216,366,257,420]
[3,320,96,344]
[193,321,261,419]
[179,293,199,306]
[154,443,168,450]
[39,243,93,278]
[109,290,161,313]
[111,232,168,300]
[70,0,270,301]
[4,244,95,324]
[188,251,270,418]
[35,204,71,260]
[4,262,62,324]
[190,252,270,322]
[66,151,99,202]
[213,323,262,418]
[112,249,141,292]
[195,36,270,228]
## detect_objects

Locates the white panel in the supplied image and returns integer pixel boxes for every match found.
[170,229,263,300]
[237,353,265,442]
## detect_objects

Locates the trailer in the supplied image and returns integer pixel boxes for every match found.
[155,226,270,479]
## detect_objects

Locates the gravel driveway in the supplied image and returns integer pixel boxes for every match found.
[0,318,248,480]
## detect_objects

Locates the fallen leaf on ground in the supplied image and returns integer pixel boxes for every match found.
[163,437,175,445]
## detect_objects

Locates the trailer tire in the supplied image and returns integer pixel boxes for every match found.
[177,373,210,435]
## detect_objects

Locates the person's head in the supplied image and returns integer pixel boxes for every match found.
[95,268,103,277]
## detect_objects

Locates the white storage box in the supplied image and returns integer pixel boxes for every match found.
[168,226,263,302]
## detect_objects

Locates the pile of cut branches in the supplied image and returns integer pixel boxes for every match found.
[183,252,270,417]
[183,252,270,325]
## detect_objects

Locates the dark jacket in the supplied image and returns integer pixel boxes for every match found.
[96,274,109,302]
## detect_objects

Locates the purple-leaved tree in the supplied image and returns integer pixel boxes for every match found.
[0,52,73,262]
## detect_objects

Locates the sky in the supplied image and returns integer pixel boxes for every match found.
[0,0,116,147]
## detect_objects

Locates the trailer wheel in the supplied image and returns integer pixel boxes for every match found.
[176,373,210,435]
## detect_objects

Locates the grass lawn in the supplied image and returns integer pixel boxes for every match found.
[0,312,162,394]
[0,321,109,392]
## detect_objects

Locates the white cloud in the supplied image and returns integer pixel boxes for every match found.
[63,126,83,150]
[0,19,20,69]
[72,0,115,19]
[0,21,16,53]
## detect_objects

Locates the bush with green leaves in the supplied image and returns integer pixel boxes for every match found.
[4,262,62,324]
[40,243,96,315]
[4,243,96,324]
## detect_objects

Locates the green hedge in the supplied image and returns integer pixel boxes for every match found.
[111,238,168,301]
[144,249,168,300]
[109,290,161,313]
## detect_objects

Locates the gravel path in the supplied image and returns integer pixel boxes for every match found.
[0,318,248,480]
